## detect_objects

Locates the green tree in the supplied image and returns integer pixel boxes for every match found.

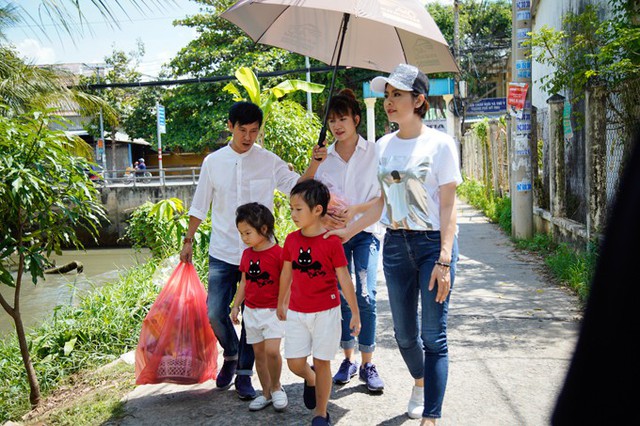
[223,66,324,143]
[528,0,640,164]
[427,0,512,101]
[162,0,315,152]
[0,109,107,408]
[529,2,640,96]
[79,42,146,153]
[0,45,115,125]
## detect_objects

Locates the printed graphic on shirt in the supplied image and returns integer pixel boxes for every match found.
[379,155,434,230]
[246,259,273,287]
[292,247,326,278]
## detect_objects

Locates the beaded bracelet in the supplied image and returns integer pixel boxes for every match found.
[435,260,451,268]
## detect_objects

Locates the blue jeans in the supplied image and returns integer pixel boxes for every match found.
[207,256,254,377]
[382,229,458,419]
[339,231,380,353]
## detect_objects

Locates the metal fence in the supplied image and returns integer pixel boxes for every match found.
[97,166,201,187]
[461,119,510,197]
[460,77,639,242]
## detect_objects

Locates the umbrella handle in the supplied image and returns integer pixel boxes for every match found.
[314,125,327,161]
[317,125,327,148]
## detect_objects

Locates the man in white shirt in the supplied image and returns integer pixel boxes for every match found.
[180,101,325,400]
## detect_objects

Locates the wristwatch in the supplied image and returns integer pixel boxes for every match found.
[183,236,194,244]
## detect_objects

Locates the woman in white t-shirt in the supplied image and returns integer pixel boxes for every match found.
[327,65,462,425]
[372,64,462,425]
[315,89,385,394]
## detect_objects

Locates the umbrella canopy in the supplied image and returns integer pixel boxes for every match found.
[220,0,458,74]
[220,0,458,146]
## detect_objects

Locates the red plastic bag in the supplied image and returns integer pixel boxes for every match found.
[135,262,218,385]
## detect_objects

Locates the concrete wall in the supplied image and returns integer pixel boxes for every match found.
[81,184,197,248]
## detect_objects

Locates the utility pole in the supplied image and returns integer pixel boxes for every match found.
[510,0,534,238]
[454,0,460,71]
[97,67,106,176]
[452,0,462,144]
[84,63,108,174]
[305,56,312,115]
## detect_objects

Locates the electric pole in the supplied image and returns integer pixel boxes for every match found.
[510,0,534,238]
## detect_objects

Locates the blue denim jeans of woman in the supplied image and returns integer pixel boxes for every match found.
[382,229,458,419]
[207,256,255,377]
[339,231,380,353]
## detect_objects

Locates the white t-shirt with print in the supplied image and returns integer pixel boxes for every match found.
[376,126,462,231]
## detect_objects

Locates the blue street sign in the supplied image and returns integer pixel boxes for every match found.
[363,78,455,98]
[157,104,166,134]
[466,98,507,115]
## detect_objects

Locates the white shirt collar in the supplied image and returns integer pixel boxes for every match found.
[327,135,368,157]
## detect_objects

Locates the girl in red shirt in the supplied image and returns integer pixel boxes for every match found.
[232,202,288,412]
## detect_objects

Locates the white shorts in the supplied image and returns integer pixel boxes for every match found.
[284,306,341,361]
[243,307,285,345]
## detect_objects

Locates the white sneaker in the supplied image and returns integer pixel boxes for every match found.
[249,395,272,411]
[272,388,288,412]
[407,385,424,419]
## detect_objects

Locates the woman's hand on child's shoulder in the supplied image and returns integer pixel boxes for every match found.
[324,227,354,243]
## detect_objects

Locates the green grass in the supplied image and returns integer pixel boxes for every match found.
[0,257,164,422]
[458,178,596,303]
[22,359,135,425]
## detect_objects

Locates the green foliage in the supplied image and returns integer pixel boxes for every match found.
[540,241,597,302]
[273,191,295,245]
[0,259,161,422]
[264,100,322,173]
[0,109,107,286]
[162,0,311,152]
[123,198,210,260]
[223,66,324,145]
[79,42,146,139]
[0,46,115,122]
[528,2,640,97]
[426,0,511,100]
[457,178,509,231]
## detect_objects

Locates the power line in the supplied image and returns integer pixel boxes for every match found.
[77,65,346,90]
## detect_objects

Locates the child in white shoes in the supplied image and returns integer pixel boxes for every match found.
[232,203,288,412]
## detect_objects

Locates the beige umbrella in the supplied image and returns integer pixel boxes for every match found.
[220,0,458,144]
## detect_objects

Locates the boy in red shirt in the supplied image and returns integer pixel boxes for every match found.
[277,179,360,426]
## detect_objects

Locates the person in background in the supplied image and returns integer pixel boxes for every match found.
[315,88,384,393]
[277,179,360,426]
[326,64,462,425]
[231,202,287,413]
[136,158,146,177]
[180,101,326,401]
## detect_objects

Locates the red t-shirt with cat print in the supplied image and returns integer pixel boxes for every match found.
[282,230,347,313]
[239,244,283,309]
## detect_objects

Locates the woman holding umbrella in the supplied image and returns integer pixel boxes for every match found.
[326,64,461,425]
[314,88,384,394]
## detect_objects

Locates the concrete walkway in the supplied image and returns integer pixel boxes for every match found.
[113,203,582,426]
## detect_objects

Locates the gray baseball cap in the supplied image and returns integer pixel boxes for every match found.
[371,63,430,96]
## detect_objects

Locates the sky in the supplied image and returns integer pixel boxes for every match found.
[5,0,205,79]
[5,0,454,79]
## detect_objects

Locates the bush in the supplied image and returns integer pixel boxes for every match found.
[0,259,161,422]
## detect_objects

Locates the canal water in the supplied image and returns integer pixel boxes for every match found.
[0,248,151,337]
